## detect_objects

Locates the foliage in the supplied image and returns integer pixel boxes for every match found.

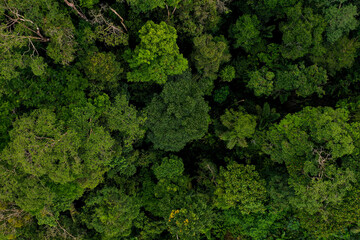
[81,51,123,95]
[1,0,360,238]
[280,3,326,60]
[174,0,222,37]
[126,21,188,84]
[247,67,275,96]
[215,162,267,214]
[311,36,360,75]
[218,107,257,149]
[220,65,235,82]
[153,156,185,180]
[104,94,147,150]
[264,106,360,237]
[166,200,214,240]
[230,14,262,52]
[275,63,328,98]
[126,0,181,12]
[192,34,231,80]
[324,3,358,43]
[81,187,140,239]
[265,106,356,167]
[146,72,210,151]
[3,109,114,186]
[213,86,230,104]
[256,103,280,130]
[79,0,99,8]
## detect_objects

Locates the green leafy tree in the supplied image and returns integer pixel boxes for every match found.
[215,162,267,214]
[87,5,129,47]
[174,0,222,37]
[79,0,99,8]
[0,108,115,225]
[81,187,140,239]
[248,63,328,99]
[256,103,280,130]
[218,107,257,149]
[81,51,123,95]
[248,67,275,97]
[289,166,356,215]
[220,65,235,82]
[264,106,360,236]
[192,34,231,80]
[0,163,83,226]
[152,156,185,180]
[325,3,358,43]
[166,199,214,240]
[230,14,262,52]
[125,0,181,12]
[146,72,210,151]
[0,0,78,65]
[275,63,328,98]
[311,36,360,75]
[104,94,147,150]
[141,155,215,239]
[280,3,326,59]
[141,158,191,218]
[4,108,115,187]
[213,86,230,104]
[126,21,188,84]
[264,107,356,172]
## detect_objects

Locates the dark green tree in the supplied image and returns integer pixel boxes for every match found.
[81,51,123,95]
[324,3,358,43]
[264,106,360,237]
[230,14,262,52]
[192,34,231,80]
[280,3,326,60]
[146,72,210,151]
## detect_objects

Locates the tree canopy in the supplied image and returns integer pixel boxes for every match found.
[2,0,360,239]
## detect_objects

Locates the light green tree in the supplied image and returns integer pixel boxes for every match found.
[81,187,140,239]
[219,107,257,149]
[126,21,188,84]
[215,162,267,214]
[247,67,275,97]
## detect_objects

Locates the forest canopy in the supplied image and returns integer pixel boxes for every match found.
[1,0,360,239]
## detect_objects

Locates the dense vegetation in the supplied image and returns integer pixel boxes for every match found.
[1,0,360,239]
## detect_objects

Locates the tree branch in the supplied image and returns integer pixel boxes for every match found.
[109,7,127,32]
[64,0,89,21]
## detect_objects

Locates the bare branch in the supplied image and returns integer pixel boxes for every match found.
[109,7,127,32]
[165,4,170,21]
[63,0,89,21]
[55,219,77,240]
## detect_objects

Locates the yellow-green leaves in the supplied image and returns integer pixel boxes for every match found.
[126,21,188,84]
[215,162,267,214]
[219,107,257,149]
